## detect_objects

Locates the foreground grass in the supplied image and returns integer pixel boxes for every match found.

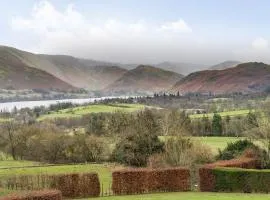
[190,109,251,119]
[88,192,270,200]
[39,103,145,120]
[0,163,115,191]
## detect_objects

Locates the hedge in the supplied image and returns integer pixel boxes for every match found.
[0,190,62,200]
[199,157,258,192]
[112,168,190,195]
[213,168,270,193]
[1,173,100,198]
[199,157,260,192]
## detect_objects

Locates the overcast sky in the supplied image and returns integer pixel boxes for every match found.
[1,0,270,65]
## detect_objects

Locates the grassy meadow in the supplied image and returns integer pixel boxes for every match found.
[38,103,145,120]
[0,163,117,191]
[91,192,270,200]
[189,109,252,119]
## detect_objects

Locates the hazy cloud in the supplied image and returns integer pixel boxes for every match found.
[10,1,201,63]
[159,19,192,33]
[233,37,270,63]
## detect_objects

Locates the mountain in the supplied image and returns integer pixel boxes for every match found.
[105,65,184,95]
[0,47,74,90]
[171,62,270,94]
[155,62,206,75]
[209,60,241,70]
[0,46,127,90]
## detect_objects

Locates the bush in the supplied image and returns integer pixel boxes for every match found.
[217,139,261,160]
[154,137,214,168]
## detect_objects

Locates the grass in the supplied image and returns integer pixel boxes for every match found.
[159,136,243,154]
[192,136,244,153]
[38,103,145,120]
[87,192,270,200]
[0,160,39,169]
[190,109,252,119]
[0,163,116,191]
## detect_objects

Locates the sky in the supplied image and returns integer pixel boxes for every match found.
[1,0,270,65]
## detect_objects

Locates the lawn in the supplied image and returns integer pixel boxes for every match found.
[89,192,270,200]
[192,136,244,153]
[159,136,243,154]
[38,103,145,120]
[0,160,39,169]
[0,163,116,191]
[190,109,252,119]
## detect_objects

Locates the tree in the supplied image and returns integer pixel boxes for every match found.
[112,109,164,167]
[212,113,222,136]
[1,121,18,160]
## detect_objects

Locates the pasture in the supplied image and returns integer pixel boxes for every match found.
[189,109,252,119]
[91,192,270,200]
[38,103,145,120]
[160,136,242,154]
[0,163,116,191]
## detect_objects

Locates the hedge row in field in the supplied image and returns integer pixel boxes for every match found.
[0,190,62,200]
[199,157,259,192]
[2,173,100,198]
[112,168,190,195]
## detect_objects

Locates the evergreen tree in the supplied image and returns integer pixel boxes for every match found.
[212,113,222,136]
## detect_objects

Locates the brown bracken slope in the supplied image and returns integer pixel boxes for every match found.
[171,62,270,94]
[105,65,184,94]
[0,47,75,90]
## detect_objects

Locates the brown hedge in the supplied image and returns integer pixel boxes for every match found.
[50,173,100,198]
[2,173,100,198]
[0,190,62,200]
[199,157,258,192]
[112,168,190,195]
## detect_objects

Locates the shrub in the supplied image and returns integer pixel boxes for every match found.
[156,137,214,168]
[217,139,261,160]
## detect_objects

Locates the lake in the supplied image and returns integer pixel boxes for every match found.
[0,96,129,111]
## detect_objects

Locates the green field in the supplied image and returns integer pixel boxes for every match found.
[38,104,145,120]
[159,136,242,154]
[0,160,39,169]
[0,163,115,191]
[190,109,252,119]
[91,192,270,200]
[193,136,244,153]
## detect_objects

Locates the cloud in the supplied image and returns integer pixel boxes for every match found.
[233,37,270,63]
[252,37,269,50]
[160,19,192,33]
[10,1,197,63]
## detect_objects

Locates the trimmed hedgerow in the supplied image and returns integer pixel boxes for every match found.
[0,190,62,200]
[199,157,259,192]
[213,168,270,193]
[112,168,190,195]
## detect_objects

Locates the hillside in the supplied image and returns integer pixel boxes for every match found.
[0,47,74,90]
[155,61,205,75]
[171,62,270,94]
[209,60,241,70]
[105,65,184,95]
[0,46,127,90]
